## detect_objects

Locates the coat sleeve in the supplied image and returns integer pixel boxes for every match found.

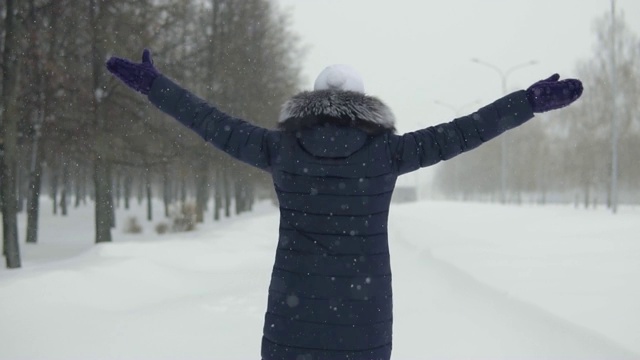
[389,90,534,176]
[148,75,278,172]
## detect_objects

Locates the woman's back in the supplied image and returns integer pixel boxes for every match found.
[266,117,397,359]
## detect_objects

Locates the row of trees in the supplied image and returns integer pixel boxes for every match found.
[433,11,639,208]
[0,0,303,268]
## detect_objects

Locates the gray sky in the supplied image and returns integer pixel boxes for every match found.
[275,0,640,133]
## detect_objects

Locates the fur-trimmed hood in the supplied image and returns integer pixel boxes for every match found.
[278,90,396,135]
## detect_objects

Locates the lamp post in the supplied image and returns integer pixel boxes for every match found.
[471,58,537,203]
[609,0,619,214]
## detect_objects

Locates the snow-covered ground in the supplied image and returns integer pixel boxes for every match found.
[1,198,638,359]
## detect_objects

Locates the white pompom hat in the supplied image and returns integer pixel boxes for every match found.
[313,64,365,93]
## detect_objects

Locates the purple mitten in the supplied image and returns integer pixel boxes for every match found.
[526,73,583,113]
[106,49,160,95]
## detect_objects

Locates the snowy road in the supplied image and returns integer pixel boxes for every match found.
[1,200,639,359]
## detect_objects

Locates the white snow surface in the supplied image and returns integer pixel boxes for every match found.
[1,199,639,360]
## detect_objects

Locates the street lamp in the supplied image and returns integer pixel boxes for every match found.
[609,0,619,214]
[471,58,538,203]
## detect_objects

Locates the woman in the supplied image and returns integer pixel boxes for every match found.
[107,50,582,360]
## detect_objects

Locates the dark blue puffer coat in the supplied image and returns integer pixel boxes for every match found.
[148,75,534,360]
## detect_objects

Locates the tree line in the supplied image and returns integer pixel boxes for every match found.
[0,0,303,268]
[433,11,639,209]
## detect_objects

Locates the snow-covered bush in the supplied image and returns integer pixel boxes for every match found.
[123,216,143,234]
[155,222,169,235]
[170,203,197,233]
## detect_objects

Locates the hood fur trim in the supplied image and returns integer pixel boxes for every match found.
[278,90,396,134]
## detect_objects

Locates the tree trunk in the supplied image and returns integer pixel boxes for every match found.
[115,170,121,209]
[26,131,44,244]
[16,159,26,213]
[247,183,255,211]
[60,157,69,216]
[180,173,187,204]
[94,157,112,242]
[195,160,208,223]
[214,169,222,221]
[137,174,144,205]
[50,168,58,215]
[72,165,79,208]
[1,0,22,268]
[234,178,243,215]
[146,169,153,222]
[74,167,82,208]
[107,164,115,228]
[163,165,170,218]
[584,183,590,209]
[90,0,112,243]
[76,167,87,207]
[234,173,250,215]
[539,189,547,205]
[124,173,131,210]
[224,168,231,218]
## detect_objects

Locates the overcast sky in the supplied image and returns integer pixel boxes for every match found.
[274,0,640,133]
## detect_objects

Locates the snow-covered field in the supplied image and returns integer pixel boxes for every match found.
[1,198,639,359]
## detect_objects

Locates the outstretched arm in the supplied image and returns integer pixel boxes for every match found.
[106,49,277,172]
[391,74,582,175]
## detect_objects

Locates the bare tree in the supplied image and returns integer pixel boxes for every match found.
[433,10,640,207]
[0,0,302,264]
[1,0,23,268]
